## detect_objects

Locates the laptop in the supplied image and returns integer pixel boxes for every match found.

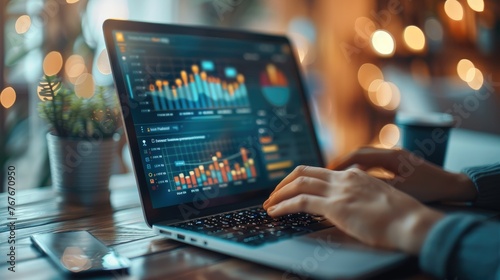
[103,19,406,279]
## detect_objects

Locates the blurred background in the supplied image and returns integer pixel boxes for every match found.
[1,0,500,191]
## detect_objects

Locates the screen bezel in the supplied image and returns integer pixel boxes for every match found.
[103,19,325,227]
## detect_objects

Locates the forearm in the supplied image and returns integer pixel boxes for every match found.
[463,163,500,210]
[420,214,500,279]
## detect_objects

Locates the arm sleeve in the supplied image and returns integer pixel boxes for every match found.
[462,163,500,211]
[420,213,500,279]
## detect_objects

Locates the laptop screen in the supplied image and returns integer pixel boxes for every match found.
[111,29,322,209]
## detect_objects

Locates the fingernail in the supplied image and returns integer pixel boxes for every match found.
[263,200,269,208]
[268,206,277,213]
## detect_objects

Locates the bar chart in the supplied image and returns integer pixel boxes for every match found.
[148,64,250,111]
[162,139,258,190]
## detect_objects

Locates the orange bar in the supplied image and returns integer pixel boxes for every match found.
[220,163,228,182]
[190,171,197,187]
[179,174,186,185]
[212,156,219,171]
[208,177,213,185]
[249,159,257,177]
[195,168,201,177]
[177,187,181,190]
[241,148,248,162]
[240,167,247,179]
[186,176,192,188]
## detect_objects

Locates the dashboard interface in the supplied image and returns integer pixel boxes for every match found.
[113,30,321,209]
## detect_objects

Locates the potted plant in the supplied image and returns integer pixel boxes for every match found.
[37,74,121,207]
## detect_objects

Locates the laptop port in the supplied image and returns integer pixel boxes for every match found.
[159,230,171,236]
[177,234,185,240]
[190,238,197,242]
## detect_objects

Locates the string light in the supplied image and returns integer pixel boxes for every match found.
[444,0,464,21]
[358,63,384,90]
[371,30,395,56]
[403,26,426,51]
[467,0,484,12]
[15,15,31,34]
[466,68,484,90]
[43,51,63,76]
[0,87,17,109]
[75,74,95,99]
[379,124,400,148]
[457,59,475,82]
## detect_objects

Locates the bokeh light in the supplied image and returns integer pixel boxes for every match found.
[457,59,475,82]
[384,82,401,111]
[65,55,87,84]
[444,0,464,21]
[379,124,400,148]
[375,82,393,107]
[358,63,384,90]
[97,49,112,75]
[0,87,17,109]
[75,74,95,99]
[467,0,484,12]
[43,51,63,76]
[371,30,395,56]
[15,15,31,34]
[403,25,426,51]
[424,18,443,42]
[367,79,384,105]
[466,68,484,90]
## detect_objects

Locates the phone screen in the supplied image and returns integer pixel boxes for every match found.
[31,231,130,275]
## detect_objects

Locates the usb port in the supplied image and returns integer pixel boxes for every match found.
[177,234,185,240]
[190,238,197,242]
[159,230,171,236]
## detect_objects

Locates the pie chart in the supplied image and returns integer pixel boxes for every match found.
[260,64,290,107]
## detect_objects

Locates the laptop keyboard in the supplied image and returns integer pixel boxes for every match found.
[170,206,331,246]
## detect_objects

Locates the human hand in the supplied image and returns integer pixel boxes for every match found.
[263,166,444,254]
[334,147,476,203]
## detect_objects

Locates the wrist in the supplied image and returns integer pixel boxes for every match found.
[456,173,477,201]
[395,207,444,255]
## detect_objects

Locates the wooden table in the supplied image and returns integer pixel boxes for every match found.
[1,173,437,280]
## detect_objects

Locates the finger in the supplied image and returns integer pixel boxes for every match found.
[267,194,327,217]
[270,165,332,196]
[333,147,403,173]
[264,177,331,210]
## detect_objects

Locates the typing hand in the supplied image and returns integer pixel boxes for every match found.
[263,166,443,254]
[334,147,477,203]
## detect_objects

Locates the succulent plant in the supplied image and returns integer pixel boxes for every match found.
[37,74,121,139]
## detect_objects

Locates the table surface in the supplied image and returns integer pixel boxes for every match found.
[2,128,499,280]
[0,173,436,280]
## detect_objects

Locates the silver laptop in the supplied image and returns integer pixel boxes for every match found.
[103,19,406,279]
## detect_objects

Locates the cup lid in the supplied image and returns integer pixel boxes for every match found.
[396,112,455,127]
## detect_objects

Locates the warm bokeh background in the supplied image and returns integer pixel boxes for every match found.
[1,0,499,191]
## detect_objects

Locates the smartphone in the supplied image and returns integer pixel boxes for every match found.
[31,231,130,276]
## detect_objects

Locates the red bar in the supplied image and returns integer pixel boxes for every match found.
[208,177,213,185]
[241,147,248,162]
[249,159,257,177]
[234,163,241,180]
[220,163,228,182]
[212,156,219,171]
[241,167,248,180]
